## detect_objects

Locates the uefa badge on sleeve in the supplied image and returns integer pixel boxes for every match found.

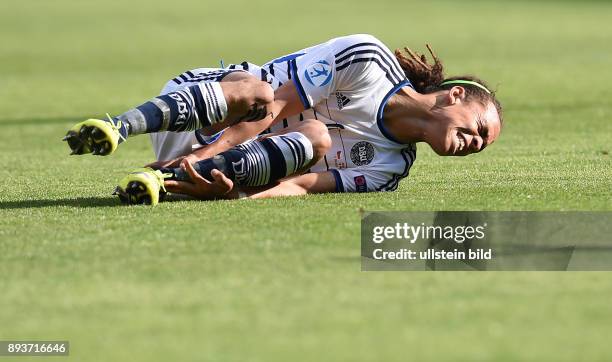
[304,60,333,87]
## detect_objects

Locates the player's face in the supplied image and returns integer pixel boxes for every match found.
[430,95,501,157]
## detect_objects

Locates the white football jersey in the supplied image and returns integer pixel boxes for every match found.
[152,34,417,192]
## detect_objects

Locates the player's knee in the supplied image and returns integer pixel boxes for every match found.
[222,77,274,123]
[253,80,274,106]
[227,77,273,107]
[312,125,332,160]
[315,132,332,161]
[297,120,331,160]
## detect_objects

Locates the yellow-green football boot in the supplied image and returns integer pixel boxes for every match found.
[114,168,171,206]
[63,115,126,156]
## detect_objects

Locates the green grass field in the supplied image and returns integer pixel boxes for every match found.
[1,0,611,360]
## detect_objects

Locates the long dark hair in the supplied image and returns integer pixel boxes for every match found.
[395,45,503,124]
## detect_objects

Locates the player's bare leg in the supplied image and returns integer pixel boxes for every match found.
[63,71,274,156]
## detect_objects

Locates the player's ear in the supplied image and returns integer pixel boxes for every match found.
[447,86,466,105]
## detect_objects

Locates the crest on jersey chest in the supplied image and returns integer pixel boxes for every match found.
[350,141,375,166]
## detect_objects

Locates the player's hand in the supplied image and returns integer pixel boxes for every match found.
[164,159,234,200]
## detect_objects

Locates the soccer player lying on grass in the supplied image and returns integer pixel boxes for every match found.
[64,34,503,204]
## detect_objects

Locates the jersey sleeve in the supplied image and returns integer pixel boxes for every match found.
[290,43,337,109]
[291,34,408,109]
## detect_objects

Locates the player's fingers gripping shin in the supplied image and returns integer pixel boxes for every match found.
[165,160,233,198]
[210,169,234,192]
[181,158,208,183]
[164,180,197,195]
[182,159,232,193]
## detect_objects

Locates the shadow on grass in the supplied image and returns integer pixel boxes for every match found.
[0,194,202,210]
[0,197,119,209]
[0,116,82,126]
